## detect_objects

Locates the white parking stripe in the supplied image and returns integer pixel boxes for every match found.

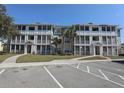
[70,65,124,87]
[119,75,124,81]
[80,63,124,80]
[76,63,80,69]
[43,66,64,88]
[87,66,90,73]
[98,69,109,80]
[0,69,6,74]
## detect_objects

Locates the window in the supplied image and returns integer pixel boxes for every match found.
[85,26,89,31]
[117,29,120,37]
[86,46,90,55]
[47,35,51,41]
[42,35,46,41]
[37,45,40,50]
[93,36,99,41]
[75,25,80,31]
[102,27,106,31]
[43,25,46,30]
[76,46,79,51]
[37,35,41,40]
[28,35,34,40]
[22,26,26,30]
[21,35,25,41]
[86,36,89,41]
[103,47,107,52]
[80,26,84,31]
[12,36,15,40]
[111,26,115,31]
[29,26,35,30]
[92,27,99,31]
[107,26,110,31]
[47,25,51,30]
[17,25,21,30]
[38,26,42,30]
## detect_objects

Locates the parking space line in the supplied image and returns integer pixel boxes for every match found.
[76,63,80,69]
[119,75,124,81]
[69,65,124,87]
[0,69,6,74]
[87,66,90,73]
[80,63,124,80]
[43,66,64,88]
[98,69,109,80]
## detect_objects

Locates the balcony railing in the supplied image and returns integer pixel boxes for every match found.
[21,40,25,43]
[91,41,102,46]
[76,31,116,36]
[11,40,15,43]
[20,30,53,35]
[103,41,107,44]
[37,40,41,43]
[42,40,46,44]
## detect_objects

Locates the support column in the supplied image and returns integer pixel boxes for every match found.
[93,46,95,55]
[46,35,47,44]
[79,36,81,44]
[84,36,86,44]
[14,45,16,53]
[80,46,82,55]
[34,35,37,44]
[24,45,27,54]
[116,46,119,56]
[106,36,108,45]
[15,36,17,43]
[25,35,27,42]
[35,45,37,54]
[20,35,21,43]
[112,46,114,56]
[19,45,21,54]
[90,36,92,44]
[10,44,12,53]
[100,46,103,56]
[107,47,108,56]
[41,35,42,44]
[74,46,76,55]
[40,45,42,54]
[45,45,46,54]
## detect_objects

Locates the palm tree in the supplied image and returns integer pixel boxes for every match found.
[51,37,62,54]
[64,26,77,55]
[59,28,66,54]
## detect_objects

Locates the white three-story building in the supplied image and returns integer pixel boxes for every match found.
[10,23,121,56]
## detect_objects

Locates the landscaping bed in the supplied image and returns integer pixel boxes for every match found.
[79,56,107,60]
[16,54,81,63]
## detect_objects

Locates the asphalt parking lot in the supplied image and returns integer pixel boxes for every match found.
[0,61,124,88]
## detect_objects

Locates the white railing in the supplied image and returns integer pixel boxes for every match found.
[91,41,102,45]
[76,31,116,36]
[20,30,53,35]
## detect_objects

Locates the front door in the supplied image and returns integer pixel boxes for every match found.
[27,45,31,53]
[95,46,100,55]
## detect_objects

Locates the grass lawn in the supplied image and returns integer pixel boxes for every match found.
[0,53,17,63]
[79,56,107,60]
[16,54,81,63]
[108,56,124,59]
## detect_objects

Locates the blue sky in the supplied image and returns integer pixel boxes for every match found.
[5,4,124,43]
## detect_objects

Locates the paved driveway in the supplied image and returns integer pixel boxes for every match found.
[0,61,124,88]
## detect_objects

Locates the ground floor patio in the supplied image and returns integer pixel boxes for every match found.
[10,44,118,56]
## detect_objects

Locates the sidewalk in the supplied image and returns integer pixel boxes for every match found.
[0,55,110,68]
[2,54,26,64]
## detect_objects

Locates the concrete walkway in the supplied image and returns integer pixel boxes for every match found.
[2,54,26,64]
[0,55,111,68]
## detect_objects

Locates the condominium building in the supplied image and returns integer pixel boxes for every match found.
[10,23,121,56]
